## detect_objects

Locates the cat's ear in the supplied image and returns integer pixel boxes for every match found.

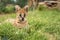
[15,5,21,11]
[24,5,29,12]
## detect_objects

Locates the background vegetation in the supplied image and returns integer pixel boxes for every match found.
[0,0,28,13]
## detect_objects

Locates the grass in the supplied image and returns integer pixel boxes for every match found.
[0,9,60,40]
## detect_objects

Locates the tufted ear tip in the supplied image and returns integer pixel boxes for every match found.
[24,5,29,12]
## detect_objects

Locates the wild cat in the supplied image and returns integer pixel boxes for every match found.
[0,5,29,29]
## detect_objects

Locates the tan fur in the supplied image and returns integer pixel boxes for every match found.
[3,5,29,29]
[14,5,29,28]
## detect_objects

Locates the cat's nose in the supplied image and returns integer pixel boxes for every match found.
[22,18,24,21]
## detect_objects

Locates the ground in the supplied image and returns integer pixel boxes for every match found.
[0,9,60,40]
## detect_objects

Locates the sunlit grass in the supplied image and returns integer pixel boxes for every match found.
[0,9,60,40]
